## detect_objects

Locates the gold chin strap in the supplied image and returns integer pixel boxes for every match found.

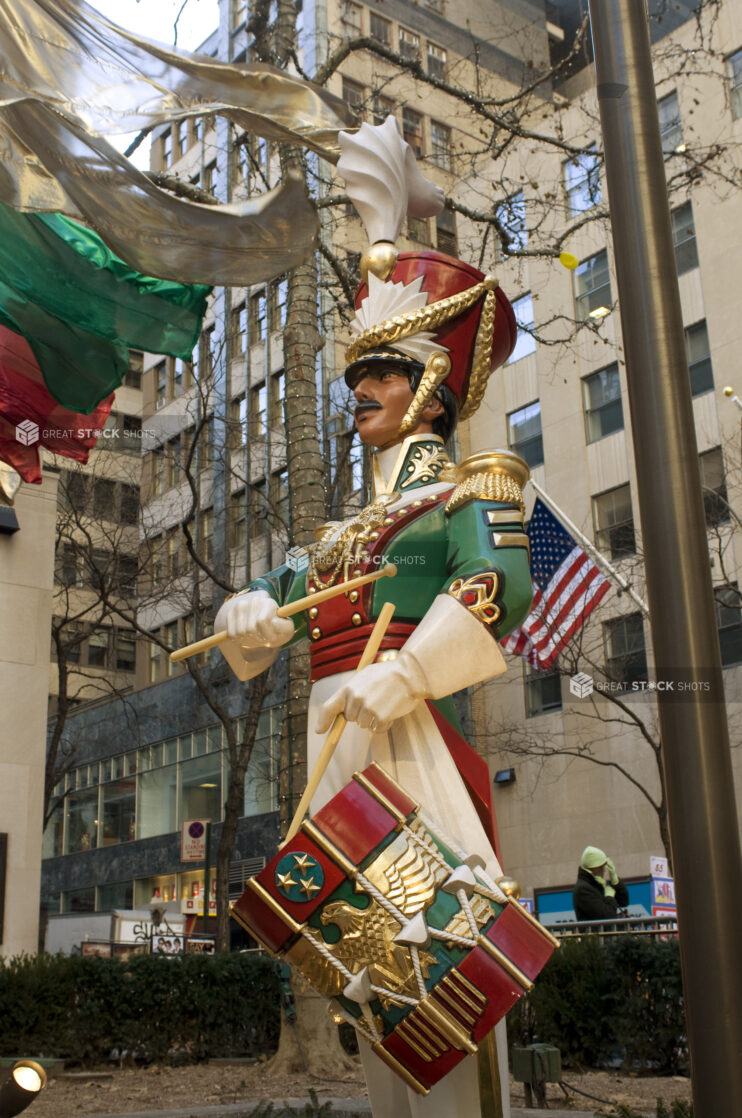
[397,352,451,439]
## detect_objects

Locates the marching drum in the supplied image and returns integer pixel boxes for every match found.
[231,762,558,1095]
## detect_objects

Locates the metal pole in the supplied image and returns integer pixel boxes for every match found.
[586,5,742,1114]
[203,822,211,939]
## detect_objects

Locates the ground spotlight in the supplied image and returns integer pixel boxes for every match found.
[0,1060,47,1118]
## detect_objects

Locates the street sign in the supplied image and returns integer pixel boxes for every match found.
[181,819,210,862]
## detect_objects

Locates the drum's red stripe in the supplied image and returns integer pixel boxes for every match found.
[313,778,397,866]
[484,902,555,981]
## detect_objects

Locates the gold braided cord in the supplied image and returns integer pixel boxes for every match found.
[398,352,451,438]
[345,280,489,365]
[459,284,498,421]
[445,468,526,515]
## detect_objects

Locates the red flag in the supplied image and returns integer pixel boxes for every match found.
[0,325,113,483]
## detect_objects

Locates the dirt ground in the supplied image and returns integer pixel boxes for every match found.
[28,1061,693,1116]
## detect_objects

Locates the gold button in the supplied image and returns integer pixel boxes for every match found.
[308,584,316,594]
[309,606,319,620]
[383,517,394,525]
[351,613,363,626]
[428,495,437,501]
[369,531,380,540]
[311,626,322,640]
[412,500,423,507]
[349,590,359,603]
[353,569,362,577]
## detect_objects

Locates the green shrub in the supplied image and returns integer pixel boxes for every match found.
[0,952,279,1064]
[507,935,686,1073]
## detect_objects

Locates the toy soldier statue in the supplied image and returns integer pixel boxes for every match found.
[216,118,533,1118]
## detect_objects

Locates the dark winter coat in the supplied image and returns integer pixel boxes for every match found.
[573,865,629,921]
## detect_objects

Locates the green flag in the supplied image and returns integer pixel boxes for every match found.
[0,202,210,413]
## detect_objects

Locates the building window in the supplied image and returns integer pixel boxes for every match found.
[564,148,602,216]
[604,613,647,686]
[101,777,136,846]
[372,94,394,126]
[430,121,451,170]
[685,320,713,397]
[201,507,214,562]
[115,631,137,673]
[342,78,364,121]
[203,160,217,193]
[270,370,285,428]
[507,294,537,364]
[496,191,527,256]
[582,363,624,443]
[402,107,423,157]
[658,90,683,154]
[231,301,247,353]
[728,49,742,119]
[340,1,361,33]
[716,585,742,666]
[87,629,110,668]
[592,484,635,560]
[251,381,268,437]
[524,663,562,717]
[231,0,247,29]
[124,350,143,389]
[436,209,457,256]
[230,393,248,448]
[249,290,267,343]
[229,487,247,549]
[268,277,287,332]
[574,250,612,321]
[407,216,428,243]
[249,480,268,539]
[399,28,420,60]
[162,129,172,168]
[671,201,699,275]
[699,447,729,527]
[155,360,167,408]
[507,401,543,468]
[148,637,161,685]
[428,43,447,79]
[64,787,99,854]
[370,12,390,44]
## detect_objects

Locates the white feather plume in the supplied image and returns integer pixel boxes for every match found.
[350,273,443,364]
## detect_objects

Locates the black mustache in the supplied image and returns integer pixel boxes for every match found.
[354,400,383,419]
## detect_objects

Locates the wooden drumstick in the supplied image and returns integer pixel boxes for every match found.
[169,563,397,662]
[281,599,396,846]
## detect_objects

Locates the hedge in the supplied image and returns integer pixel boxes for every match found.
[508,934,687,1073]
[0,952,279,1064]
[2,937,686,1071]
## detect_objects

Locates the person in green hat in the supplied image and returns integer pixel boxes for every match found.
[573,846,629,921]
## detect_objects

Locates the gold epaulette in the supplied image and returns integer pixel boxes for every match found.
[444,450,530,515]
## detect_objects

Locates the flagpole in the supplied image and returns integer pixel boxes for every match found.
[587,5,742,1116]
[528,479,649,615]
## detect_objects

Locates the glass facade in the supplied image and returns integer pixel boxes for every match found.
[46,714,280,858]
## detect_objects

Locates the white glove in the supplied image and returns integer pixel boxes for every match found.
[316,593,507,734]
[316,655,429,735]
[214,590,294,681]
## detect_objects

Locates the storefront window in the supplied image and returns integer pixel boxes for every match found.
[64,787,99,853]
[179,754,222,827]
[98,881,134,910]
[138,765,178,839]
[101,777,136,846]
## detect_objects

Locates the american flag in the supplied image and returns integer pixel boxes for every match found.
[501,498,611,669]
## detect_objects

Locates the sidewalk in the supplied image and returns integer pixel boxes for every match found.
[70,1103,597,1118]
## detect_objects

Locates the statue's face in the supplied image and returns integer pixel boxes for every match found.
[352,365,443,449]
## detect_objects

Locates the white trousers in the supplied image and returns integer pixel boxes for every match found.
[306,676,511,1118]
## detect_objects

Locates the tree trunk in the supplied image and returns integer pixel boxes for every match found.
[267,972,358,1079]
